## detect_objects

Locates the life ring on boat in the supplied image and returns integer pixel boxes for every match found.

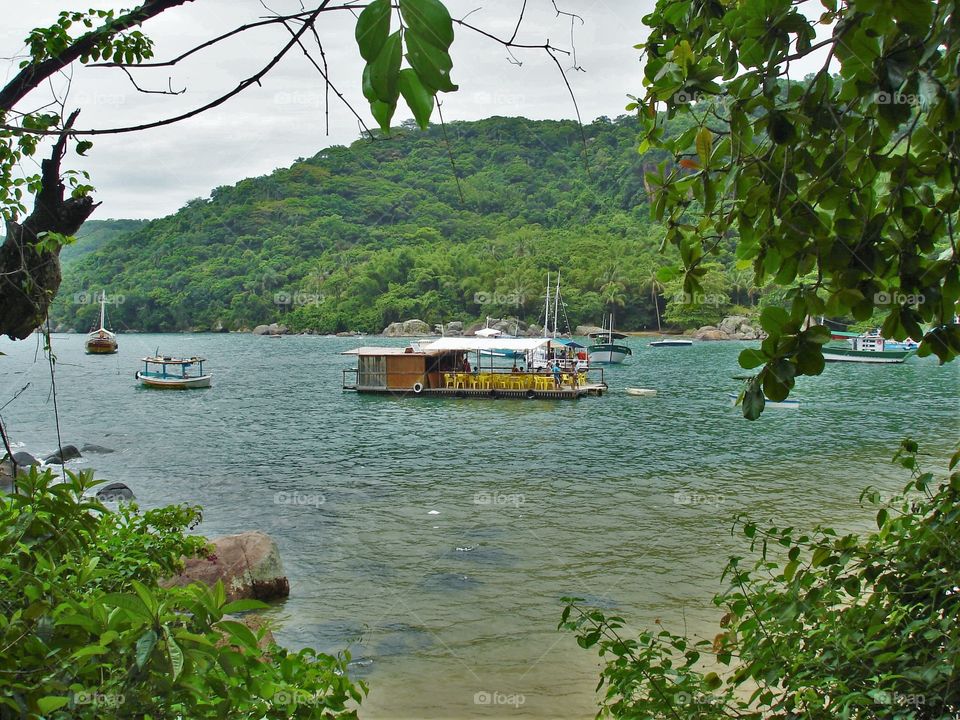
[489,389,499,399]
[412,382,424,394]
[525,389,536,399]
[454,390,466,399]
[134,371,140,379]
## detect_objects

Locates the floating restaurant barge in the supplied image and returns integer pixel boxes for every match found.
[342,338,607,400]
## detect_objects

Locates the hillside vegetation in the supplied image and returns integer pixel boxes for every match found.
[54,115,752,333]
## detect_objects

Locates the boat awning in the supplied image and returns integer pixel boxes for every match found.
[341,346,423,356]
[474,327,503,337]
[588,331,628,340]
[556,339,585,348]
[419,337,551,354]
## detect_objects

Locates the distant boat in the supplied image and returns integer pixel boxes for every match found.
[649,339,692,348]
[84,292,118,354]
[136,356,211,389]
[822,330,915,364]
[587,313,632,364]
[727,392,799,409]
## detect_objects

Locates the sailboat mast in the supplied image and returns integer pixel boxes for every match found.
[99,291,106,331]
[553,271,561,338]
[543,272,551,338]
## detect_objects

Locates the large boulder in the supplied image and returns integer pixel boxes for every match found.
[402,319,431,336]
[96,482,135,502]
[81,443,114,454]
[252,323,288,336]
[575,324,604,336]
[43,445,82,464]
[12,451,39,466]
[693,326,730,341]
[383,319,432,336]
[444,321,464,336]
[163,531,290,602]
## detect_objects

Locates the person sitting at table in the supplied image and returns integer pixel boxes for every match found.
[511,364,520,373]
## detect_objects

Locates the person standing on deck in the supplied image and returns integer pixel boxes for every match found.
[551,360,562,387]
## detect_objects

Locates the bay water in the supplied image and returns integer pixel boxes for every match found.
[1,333,957,718]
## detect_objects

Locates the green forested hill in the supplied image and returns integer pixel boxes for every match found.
[60,219,148,265]
[54,114,745,333]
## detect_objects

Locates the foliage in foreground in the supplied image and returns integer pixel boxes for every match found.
[562,440,960,719]
[0,468,364,719]
[638,0,959,417]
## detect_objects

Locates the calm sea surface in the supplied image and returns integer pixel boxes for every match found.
[1,333,958,718]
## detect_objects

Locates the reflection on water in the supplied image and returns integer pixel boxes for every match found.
[1,333,957,718]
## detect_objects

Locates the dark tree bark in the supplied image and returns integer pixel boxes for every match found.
[1,112,98,340]
[0,1,193,340]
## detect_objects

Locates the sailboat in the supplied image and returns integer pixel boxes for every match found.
[587,313,632,364]
[84,292,118,354]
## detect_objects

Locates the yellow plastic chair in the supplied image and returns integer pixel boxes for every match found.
[453,373,467,389]
[578,372,588,386]
[534,375,553,391]
[444,372,456,389]
[475,373,492,390]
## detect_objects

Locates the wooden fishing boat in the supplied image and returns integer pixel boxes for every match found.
[342,338,606,400]
[136,356,211,389]
[587,315,632,364]
[84,292,118,354]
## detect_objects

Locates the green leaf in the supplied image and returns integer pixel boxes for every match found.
[398,68,434,128]
[218,620,260,651]
[37,697,69,713]
[405,30,457,93]
[369,30,402,103]
[742,382,765,420]
[759,306,790,335]
[221,599,270,614]
[738,348,767,369]
[76,140,93,156]
[370,99,396,132]
[136,629,158,670]
[164,627,184,681]
[103,592,152,620]
[355,0,391,62]
[695,126,713,167]
[399,0,454,50]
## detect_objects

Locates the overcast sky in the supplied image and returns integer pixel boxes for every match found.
[3,0,666,218]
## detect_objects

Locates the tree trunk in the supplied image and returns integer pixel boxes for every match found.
[0,112,98,340]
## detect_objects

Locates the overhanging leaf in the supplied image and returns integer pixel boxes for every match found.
[355,0,391,62]
[398,68,434,128]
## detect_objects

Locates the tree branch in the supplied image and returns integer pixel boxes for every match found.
[0,0,195,113]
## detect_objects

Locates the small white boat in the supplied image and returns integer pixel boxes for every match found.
[727,392,799,409]
[626,387,657,397]
[136,356,212,389]
[649,339,692,348]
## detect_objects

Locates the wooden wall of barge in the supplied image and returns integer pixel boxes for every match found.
[386,355,427,389]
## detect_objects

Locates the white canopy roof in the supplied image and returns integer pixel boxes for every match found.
[420,337,551,353]
[474,327,503,337]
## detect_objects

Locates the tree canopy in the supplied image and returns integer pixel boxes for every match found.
[637,0,959,417]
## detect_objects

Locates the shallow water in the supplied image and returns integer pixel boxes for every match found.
[1,332,957,718]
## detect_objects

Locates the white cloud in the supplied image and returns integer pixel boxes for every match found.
[4,0,827,219]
